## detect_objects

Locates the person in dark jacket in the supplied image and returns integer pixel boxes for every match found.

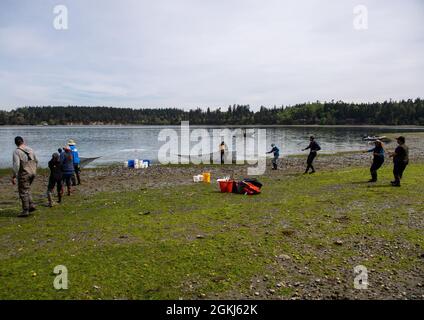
[47,153,63,207]
[302,136,321,174]
[364,140,385,182]
[60,146,75,196]
[266,144,280,170]
[390,136,409,187]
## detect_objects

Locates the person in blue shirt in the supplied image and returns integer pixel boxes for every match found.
[68,139,81,185]
[363,140,385,182]
[266,144,280,170]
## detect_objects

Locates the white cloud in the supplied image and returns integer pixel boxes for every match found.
[0,0,423,110]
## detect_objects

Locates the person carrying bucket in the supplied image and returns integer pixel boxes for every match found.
[266,144,280,170]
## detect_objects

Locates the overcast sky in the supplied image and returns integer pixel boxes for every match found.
[0,0,423,110]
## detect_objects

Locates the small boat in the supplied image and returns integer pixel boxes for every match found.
[362,135,391,143]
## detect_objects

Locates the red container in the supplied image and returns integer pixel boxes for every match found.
[219,180,234,193]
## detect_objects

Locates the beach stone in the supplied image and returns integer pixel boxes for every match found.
[278,254,291,260]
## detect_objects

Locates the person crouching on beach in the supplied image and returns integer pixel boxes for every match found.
[47,153,63,207]
[60,146,75,196]
[363,140,385,182]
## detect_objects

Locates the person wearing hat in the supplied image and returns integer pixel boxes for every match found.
[266,143,280,170]
[47,153,63,207]
[302,136,321,174]
[11,136,38,217]
[390,136,409,187]
[68,139,81,185]
[60,146,75,196]
[363,140,385,182]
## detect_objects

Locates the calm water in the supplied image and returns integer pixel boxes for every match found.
[0,125,422,168]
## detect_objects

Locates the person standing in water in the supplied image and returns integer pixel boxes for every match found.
[390,136,409,187]
[11,136,38,217]
[266,144,280,170]
[219,141,227,164]
[302,136,321,174]
[363,140,385,182]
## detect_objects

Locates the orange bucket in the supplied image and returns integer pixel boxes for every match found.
[202,172,211,183]
[219,180,234,193]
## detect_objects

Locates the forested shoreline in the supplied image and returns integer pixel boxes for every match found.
[1,99,423,126]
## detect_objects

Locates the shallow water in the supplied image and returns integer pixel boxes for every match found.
[1,125,422,168]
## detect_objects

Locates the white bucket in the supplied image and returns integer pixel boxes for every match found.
[193,174,204,182]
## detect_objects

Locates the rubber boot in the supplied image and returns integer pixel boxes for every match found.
[47,192,53,207]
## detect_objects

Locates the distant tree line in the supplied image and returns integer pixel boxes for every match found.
[0,99,423,126]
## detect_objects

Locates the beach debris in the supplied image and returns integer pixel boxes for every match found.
[125,159,150,169]
[334,240,344,245]
[278,254,291,261]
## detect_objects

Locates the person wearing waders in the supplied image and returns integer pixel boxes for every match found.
[47,153,63,207]
[11,136,38,217]
[219,141,227,165]
[363,140,385,182]
[68,139,81,186]
[302,136,321,174]
[266,144,280,170]
[390,136,409,187]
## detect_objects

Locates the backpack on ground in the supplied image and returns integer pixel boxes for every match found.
[233,178,262,195]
